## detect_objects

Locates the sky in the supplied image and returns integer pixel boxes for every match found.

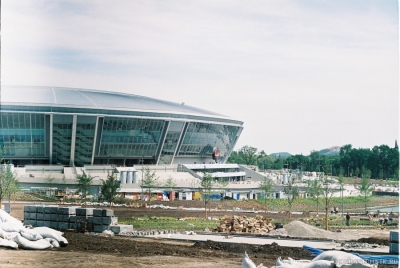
[2,0,399,155]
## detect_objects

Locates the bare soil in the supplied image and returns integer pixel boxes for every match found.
[0,201,395,268]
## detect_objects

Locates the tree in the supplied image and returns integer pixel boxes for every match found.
[218,179,229,201]
[163,175,177,201]
[60,175,67,192]
[307,178,323,215]
[140,167,160,210]
[0,164,19,210]
[320,172,335,230]
[100,171,120,207]
[199,170,216,220]
[238,146,259,166]
[358,168,373,213]
[258,176,273,213]
[283,175,298,219]
[337,173,345,217]
[44,174,56,197]
[75,170,93,201]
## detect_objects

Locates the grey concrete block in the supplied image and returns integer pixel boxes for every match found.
[59,207,78,215]
[102,217,112,225]
[36,220,44,227]
[390,231,399,242]
[76,216,88,222]
[87,217,94,223]
[44,207,52,214]
[43,221,51,227]
[36,206,45,213]
[50,221,58,229]
[50,214,59,221]
[110,225,133,234]
[50,206,59,213]
[93,217,103,225]
[111,216,118,225]
[36,213,44,220]
[69,223,77,229]
[69,216,77,223]
[58,222,69,230]
[58,214,69,222]
[102,209,114,217]
[76,208,93,216]
[23,212,30,220]
[93,225,109,233]
[390,243,399,254]
[44,214,51,221]
[93,209,102,217]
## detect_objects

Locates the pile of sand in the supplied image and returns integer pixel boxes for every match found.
[284,221,358,240]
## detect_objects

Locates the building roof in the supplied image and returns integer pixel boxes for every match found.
[2,86,243,125]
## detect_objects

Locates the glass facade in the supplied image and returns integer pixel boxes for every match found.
[178,122,240,159]
[74,116,96,166]
[0,111,242,166]
[99,117,165,158]
[158,121,185,165]
[0,112,45,157]
[52,115,73,165]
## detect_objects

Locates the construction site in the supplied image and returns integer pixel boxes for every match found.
[0,200,397,268]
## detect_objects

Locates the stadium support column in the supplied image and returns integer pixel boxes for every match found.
[47,114,53,165]
[91,116,99,165]
[155,121,170,165]
[171,122,188,165]
[93,117,104,164]
[70,115,77,167]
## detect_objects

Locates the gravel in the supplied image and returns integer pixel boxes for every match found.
[283,221,359,240]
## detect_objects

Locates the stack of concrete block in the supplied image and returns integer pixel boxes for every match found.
[23,205,118,233]
[58,206,78,230]
[45,205,60,229]
[390,230,399,254]
[92,208,116,233]
[23,205,42,226]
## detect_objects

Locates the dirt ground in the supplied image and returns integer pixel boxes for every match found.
[0,202,396,268]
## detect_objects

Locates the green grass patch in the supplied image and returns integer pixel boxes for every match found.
[120,216,220,231]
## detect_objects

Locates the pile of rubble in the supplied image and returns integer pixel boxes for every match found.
[213,215,275,234]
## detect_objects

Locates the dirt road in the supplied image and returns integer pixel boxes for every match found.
[0,202,396,268]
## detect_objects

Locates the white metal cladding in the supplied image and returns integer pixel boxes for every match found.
[2,86,242,124]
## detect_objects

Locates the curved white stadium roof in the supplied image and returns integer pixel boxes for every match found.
[2,86,243,125]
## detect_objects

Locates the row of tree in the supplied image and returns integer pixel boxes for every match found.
[258,170,374,230]
[228,144,399,180]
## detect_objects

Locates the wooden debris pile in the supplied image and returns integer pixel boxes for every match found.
[212,215,275,234]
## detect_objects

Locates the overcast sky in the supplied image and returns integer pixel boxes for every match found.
[2,0,399,155]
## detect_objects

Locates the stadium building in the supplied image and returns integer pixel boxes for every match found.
[1,86,244,167]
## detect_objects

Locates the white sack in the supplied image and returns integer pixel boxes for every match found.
[241,252,267,268]
[0,228,12,240]
[275,257,300,267]
[20,229,43,241]
[45,237,60,248]
[312,251,377,268]
[13,234,52,250]
[0,209,20,223]
[275,257,334,268]
[59,236,68,247]
[33,227,63,241]
[0,237,18,249]
[0,222,23,232]
[33,226,68,246]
